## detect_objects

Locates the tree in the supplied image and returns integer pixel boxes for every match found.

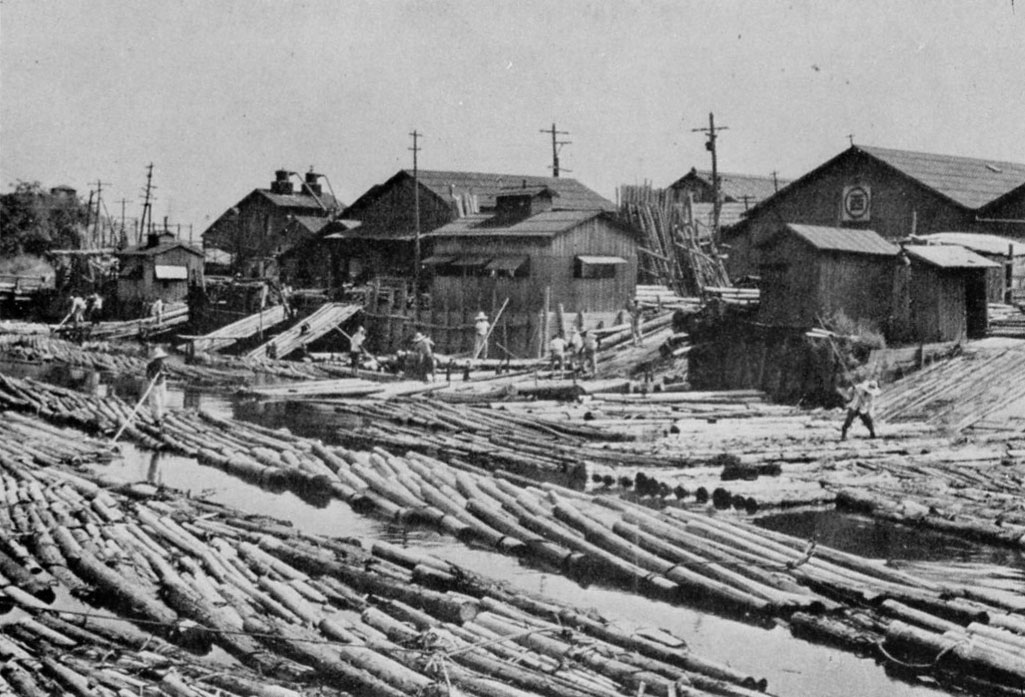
[0,181,89,257]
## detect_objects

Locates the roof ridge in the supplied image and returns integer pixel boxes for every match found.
[857,145,1025,170]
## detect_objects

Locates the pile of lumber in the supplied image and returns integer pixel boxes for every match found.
[0,320,50,335]
[703,286,760,306]
[245,303,360,360]
[0,454,769,697]
[81,302,189,339]
[634,284,703,311]
[619,185,732,295]
[874,343,1025,431]
[988,302,1025,337]
[188,304,288,353]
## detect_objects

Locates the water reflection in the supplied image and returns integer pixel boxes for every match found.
[147,449,163,485]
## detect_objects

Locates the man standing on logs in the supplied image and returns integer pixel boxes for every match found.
[627,297,643,347]
[581,329,599,377]
[840,378,881,440]
[549,333,567,374]
[87,292,104,325]
[412,331,435,382]
[349,325,366,374]
[568,326,583,372]
[146,347,168,428]
[473,311,490,361]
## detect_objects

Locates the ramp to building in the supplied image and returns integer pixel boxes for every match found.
[245,303,360,360]
[191,305,287,353]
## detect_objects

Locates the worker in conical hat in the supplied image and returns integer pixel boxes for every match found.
[146,347,169,427]
[473,311,490,361]
[840,377,881,440]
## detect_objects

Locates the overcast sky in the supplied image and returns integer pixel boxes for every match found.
[2,0,1023,236]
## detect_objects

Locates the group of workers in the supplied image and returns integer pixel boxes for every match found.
[66,292,105,327]
[547,326,601,376]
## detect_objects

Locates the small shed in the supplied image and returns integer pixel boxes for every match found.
[425,188,638,355]
[912,232,1025,303]
[757,224,900,331]
[904,245,998,342]
[117,232,203,309]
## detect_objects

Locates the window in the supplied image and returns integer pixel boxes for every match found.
[485,256,530,279]
[574,255,626,279]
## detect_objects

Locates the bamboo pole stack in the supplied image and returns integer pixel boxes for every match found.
[618,185,732,295]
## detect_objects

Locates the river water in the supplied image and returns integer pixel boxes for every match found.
[7,359,1015,697]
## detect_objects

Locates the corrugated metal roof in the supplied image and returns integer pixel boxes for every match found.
[430,210,601,238]
[858,146,1025,209]
[905,245,1000,269]
[915,232,1024,257]
[786,224,900,256]
[671,169,791,203]
[405,170,615,212]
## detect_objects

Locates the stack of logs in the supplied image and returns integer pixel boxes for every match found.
[2,371,1024,694]
[0,448,770,697]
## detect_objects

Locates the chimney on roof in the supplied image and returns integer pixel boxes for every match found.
[303,170,323,196]
[271,169,294,195]
[494,186,556,222]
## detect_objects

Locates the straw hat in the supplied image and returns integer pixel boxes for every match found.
[865,379,881,395]
[413,332,426,343]
[149,347,168,361]
[475,311,488,321]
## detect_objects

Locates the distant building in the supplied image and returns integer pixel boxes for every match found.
[326,169,615,282]
[757,224,900,332]
[117,232,203,308]
[201,170,343,278]
[669,168,790,208]
[420,185,637,356]
[726,146,1025,278]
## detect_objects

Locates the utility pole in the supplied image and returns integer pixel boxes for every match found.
[139,163,155,245]
[409,130,422,320]
[691,112,729,239]
[92,180,111,247]
[540,123,571,177]
[116,198,129,247]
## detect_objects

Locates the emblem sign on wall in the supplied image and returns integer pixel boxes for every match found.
[841,185,871,222]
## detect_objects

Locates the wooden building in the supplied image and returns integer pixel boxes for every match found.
[726,146,1025,278]
[912,232,1024,303]
[201,170,342,277]
[412,186,637,356]
[669,168,790,208]
[757,224,900,332]
[326,169,615,282]
[904,245,997,342]
[117,232,203,309]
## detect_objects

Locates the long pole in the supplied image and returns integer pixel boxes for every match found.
[472,297,510,361]
[110,373,160,446]
[540,123,570,177]
[410,130,422,322]
[691,113,729,243]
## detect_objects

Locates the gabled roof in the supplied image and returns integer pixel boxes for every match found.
[430,210,612,239]
[691,202,747,229]
[345,170,615,216]
[914,232,1024,257]
[255,188,341,211]
[743,146,1025,219]
[118,241,203,257]
[858,146,1025,210]
[670,169,791,203]
[286,215,332,235]
[765,224,900,256]
[904,244,1000,269]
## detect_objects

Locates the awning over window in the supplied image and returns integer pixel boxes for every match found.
[449,255,492,267]
[576,255,627,265]
[154,265,189,280]
[421,255,457,265]
[485,256,529,272]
